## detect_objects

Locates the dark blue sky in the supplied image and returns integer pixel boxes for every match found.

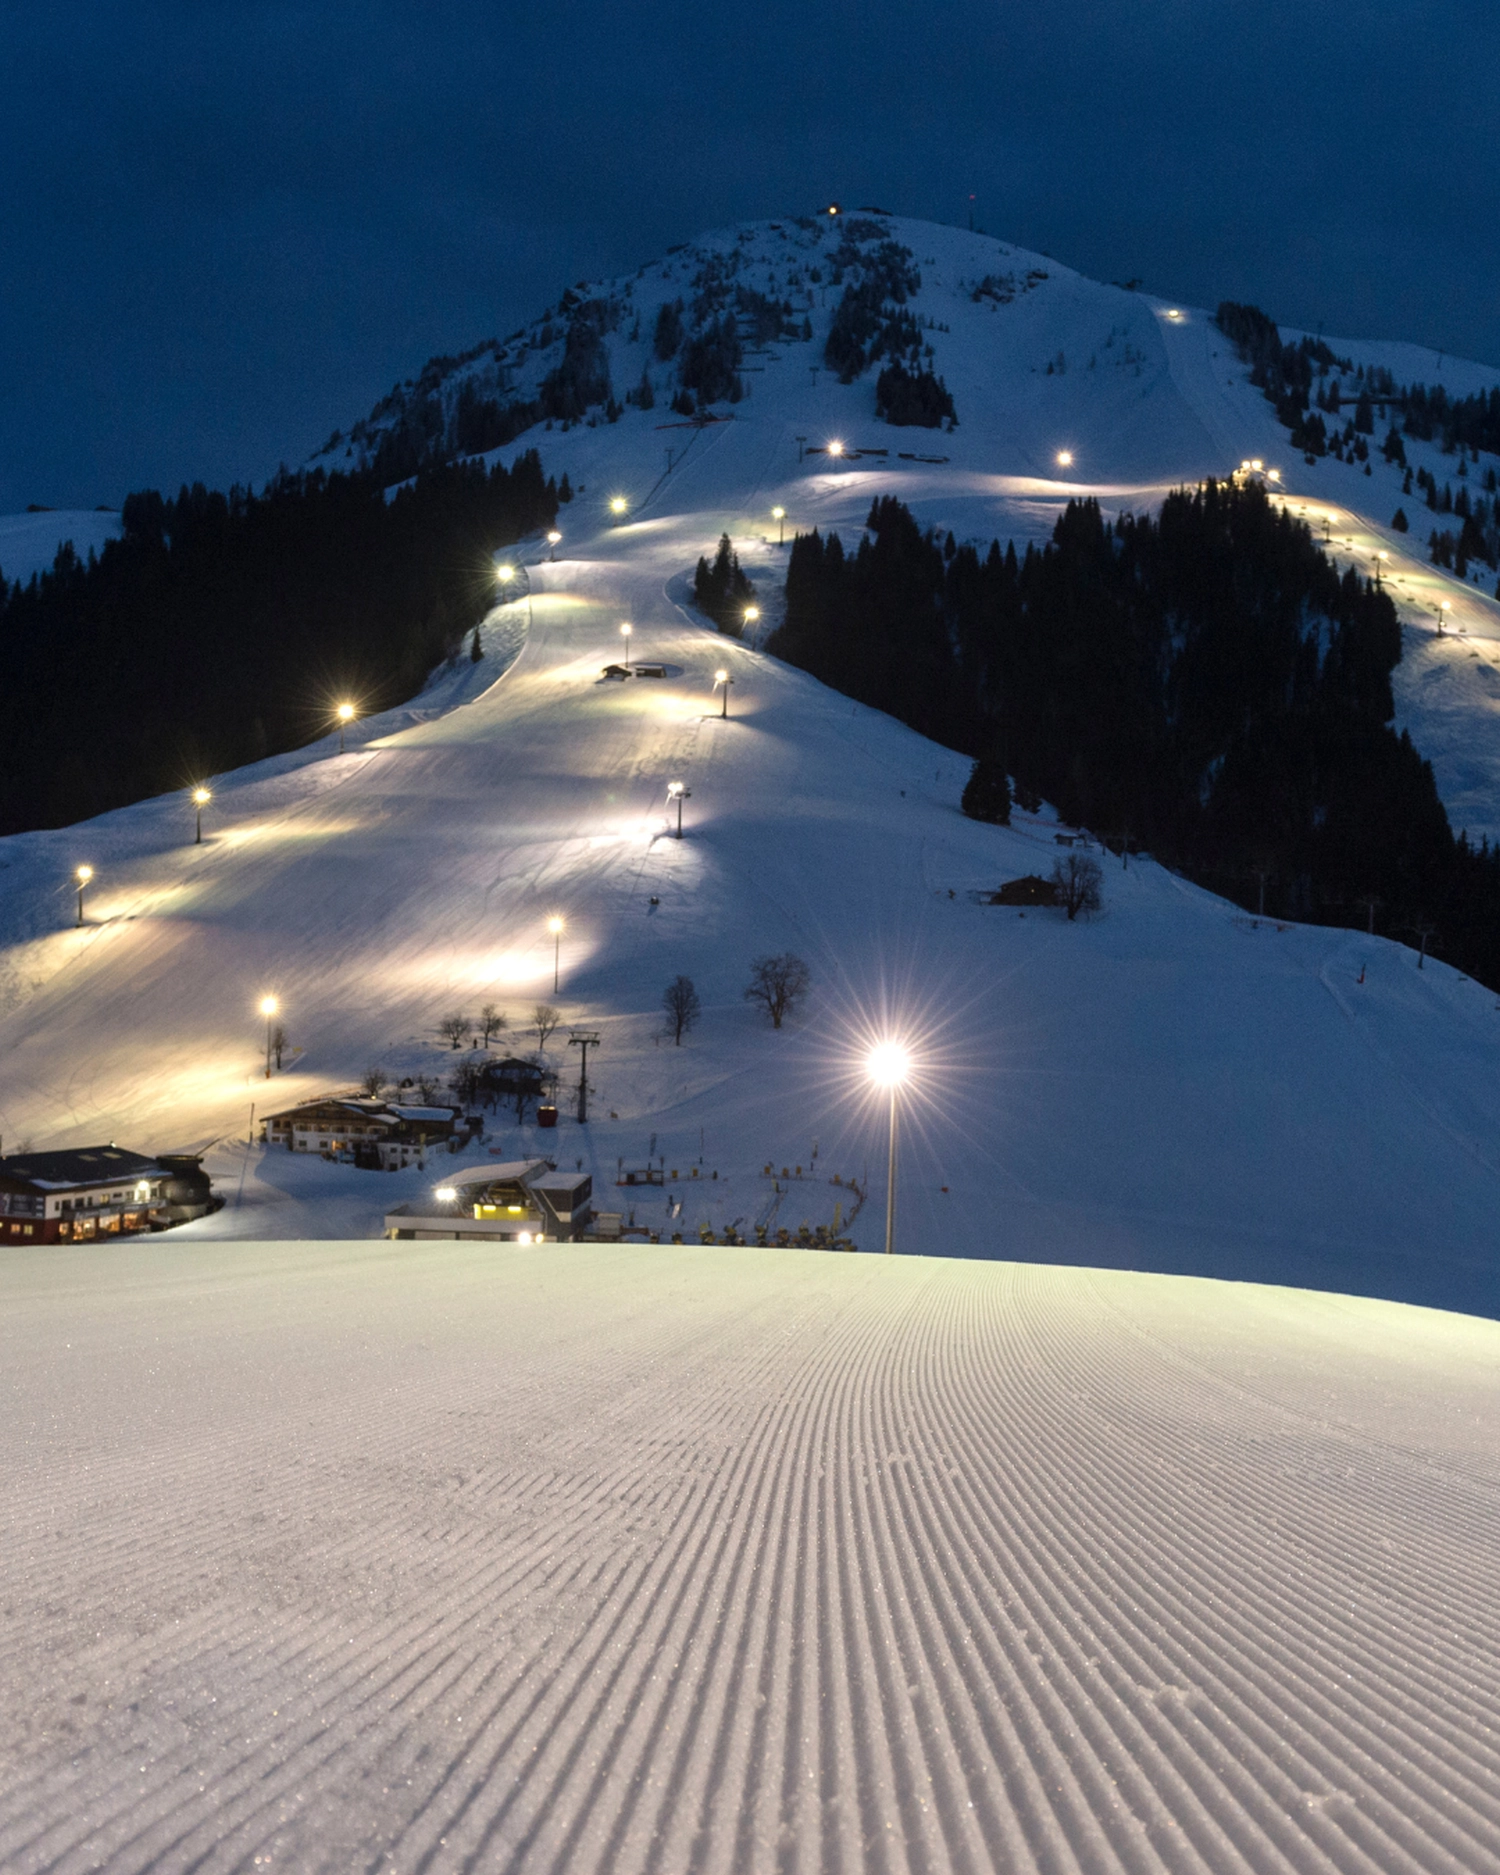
[4,1,1497,511]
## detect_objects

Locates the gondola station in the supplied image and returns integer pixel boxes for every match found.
[384,1159,617,1243]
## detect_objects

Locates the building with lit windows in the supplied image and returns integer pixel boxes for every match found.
[0,1146,217,1244]
[384,1159,611,1242]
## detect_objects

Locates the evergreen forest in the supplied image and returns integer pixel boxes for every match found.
[769,484,1500,988]
[693,535,757,634]
[0,453,559,834]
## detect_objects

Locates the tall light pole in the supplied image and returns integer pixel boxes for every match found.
[620,622,633,670]
[547,916,564,993]
[192,786,211,844]
[1437,599,1452,635]
[336,701,356,753]
[772,505,786,546]
[714,669,732,718]
[743,605,760,638]
[547,530,562,562]
[75,865,93,927]
[259,995,278,1079]
[868,1042,910,1255]
[668,779,690,838]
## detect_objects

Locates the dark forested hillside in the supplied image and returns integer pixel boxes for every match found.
[0,453,558,834]
[770,484,1500,987]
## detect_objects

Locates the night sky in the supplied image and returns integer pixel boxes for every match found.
[4,1,1497,512]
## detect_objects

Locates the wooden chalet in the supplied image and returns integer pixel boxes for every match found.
[991,874,1059,907]
[261,1095,461,1170]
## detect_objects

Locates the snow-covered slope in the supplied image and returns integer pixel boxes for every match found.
[0,506,120,583]
[4,1238,1497,1873]
[0,474,1497,1314]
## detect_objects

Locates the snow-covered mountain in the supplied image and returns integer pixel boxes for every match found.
[1,213,1499,1315]
[8,217,1500,1871]
[317,212,1500,845]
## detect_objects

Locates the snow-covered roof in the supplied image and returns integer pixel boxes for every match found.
[387,1105,456,1122]
[0,1145,158,1189]
[439,1159,550,1192]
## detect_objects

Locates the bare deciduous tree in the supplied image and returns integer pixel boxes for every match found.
[533,1003,561,1052]
[450,1059,483,1106]
[662,975,701,1045]
[359,1065,387,1098]
[415,1075,441,1105]
[439,1013,471,1050]
[744,953,811,1029]
[271,1024,288,1070]
[1049,852,1103,921]
[479,1002,506,1049]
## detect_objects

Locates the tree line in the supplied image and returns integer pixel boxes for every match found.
[769,484,1500,988]
[1219,299,1500,467]
[0,452,559,833]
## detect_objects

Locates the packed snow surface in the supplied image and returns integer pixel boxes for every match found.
[2,1238,1497,1874]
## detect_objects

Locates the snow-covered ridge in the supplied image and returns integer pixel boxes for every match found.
[0,506,120,585]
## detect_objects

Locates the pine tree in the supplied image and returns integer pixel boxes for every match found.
[470,626,483,661]
[693,534,756,635]
[961,759,1011,824]
[654,299,684,361]
[1392,508,1409,533]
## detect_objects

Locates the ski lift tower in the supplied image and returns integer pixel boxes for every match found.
[568,1030,601,1123]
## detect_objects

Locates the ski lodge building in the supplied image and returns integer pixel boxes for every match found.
[0,1146,218,1244]
[384,1159,618,1243]
[261,1095,462,1169]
